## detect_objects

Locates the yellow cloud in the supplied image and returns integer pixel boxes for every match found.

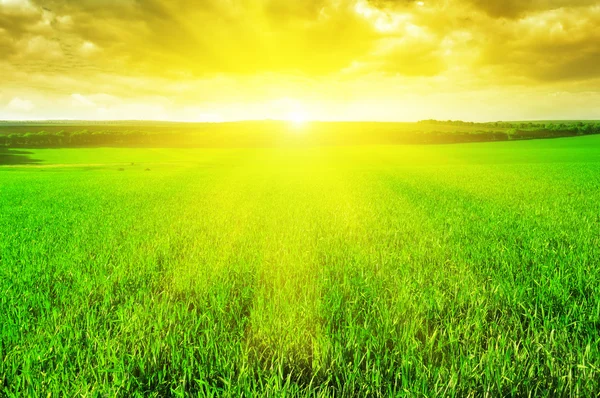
[7,96,35,112]
[0,0,599,120]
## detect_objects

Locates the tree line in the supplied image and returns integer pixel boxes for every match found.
[1,121,599,148]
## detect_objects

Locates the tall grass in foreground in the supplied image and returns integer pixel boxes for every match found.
[1,138,600,396]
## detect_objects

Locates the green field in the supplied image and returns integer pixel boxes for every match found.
[1,136,600,396]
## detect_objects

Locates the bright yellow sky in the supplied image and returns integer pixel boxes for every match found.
[1,0,599,121]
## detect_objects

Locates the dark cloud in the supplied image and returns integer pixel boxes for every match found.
[475,5,600,82]
[0,5,44,38]
[1,0,600,93]
[467,0,599,18]
[20,0,377,78]
[0,26,17,55]
[369,0,599,18]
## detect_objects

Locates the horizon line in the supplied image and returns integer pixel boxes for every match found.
[1,118,599,124]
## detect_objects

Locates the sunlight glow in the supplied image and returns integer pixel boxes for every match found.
[0,0,597,122]
[287,110,308,127]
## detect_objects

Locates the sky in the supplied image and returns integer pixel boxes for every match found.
[1,0,600,122]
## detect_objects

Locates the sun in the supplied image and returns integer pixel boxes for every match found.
[272,97,310,128]
[287,110,308,127]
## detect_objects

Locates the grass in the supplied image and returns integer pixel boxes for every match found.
[1,135,600,396]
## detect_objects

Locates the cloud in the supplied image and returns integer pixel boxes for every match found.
[71,93,95,107]
[1,0,599,120]
[0,0,36,13]
[0,0,595,83]
[21,0,377,78]
[369,0,599,18]
[464,0,599,18]
[474,6,600,82]
[7,96,35,111]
